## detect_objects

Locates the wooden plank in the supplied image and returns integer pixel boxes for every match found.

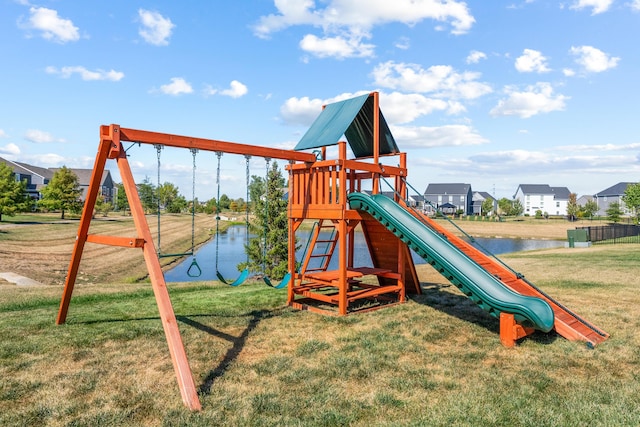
[86,234,145,248]
[116,125,316,163]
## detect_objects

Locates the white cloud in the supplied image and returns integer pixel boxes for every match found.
[0,129,7,138]
[300,33,375,59]
[563,68,576,77]
[570,0,613,15]
[21,6,80,43]
[570,45,619,73]
[372,61,492,100]
[395,37,410,50]
[280,90,467,127]
[204,80,249,98]
[466,50,487,64]
[254,0,475,58]
[45,66,124,81]
[24,129,64,143]
[391,124,488,148]
[557,142,640,152]
[0,143,20,156]
[632,0,640,11]
[159,77,193,96]
[280,96,327,126]
[490,82,569,118]
[23,153,66,166]
[379,92,458,124]
[515,49,551,73]
[138,9,174,46]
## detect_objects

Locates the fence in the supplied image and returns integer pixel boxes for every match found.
[577,224,640,244]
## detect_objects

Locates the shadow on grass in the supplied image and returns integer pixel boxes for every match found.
[177,308,287,396]
[411,282,558,345]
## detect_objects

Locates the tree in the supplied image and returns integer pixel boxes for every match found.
[94,191,113,217]
[566,192,579,221]
[157,182,179,211]
[481,198,493,216]
[581,199,598,220]
[248,175,265,212]
[606,202,623,223]
[166,195,187,213]
[137,177,156,214]
[622,182,640,223]
[497,198,512,216]
[240,161,290,279]
[218,194,231,210]
[39,166,82,219]
[0,162,28,221]
[510,199,524,216]
[113,182,129,213]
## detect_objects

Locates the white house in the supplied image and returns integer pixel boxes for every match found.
[513,184,571,216]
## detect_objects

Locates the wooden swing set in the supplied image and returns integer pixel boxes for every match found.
[56,92,421,410]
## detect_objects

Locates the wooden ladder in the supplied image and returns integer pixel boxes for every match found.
[299,221,339,275]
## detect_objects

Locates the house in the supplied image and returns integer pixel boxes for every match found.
[513,184,571,216]
[424,183,472,215]
[0,157,114,202]
[0,157,52,199]
[593,182,636,217]
[472,191,496,216]
[50,167,114,202]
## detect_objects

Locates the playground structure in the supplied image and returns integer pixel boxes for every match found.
[57,92,608,411]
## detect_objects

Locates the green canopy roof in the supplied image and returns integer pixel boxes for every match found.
[294,93,399,158]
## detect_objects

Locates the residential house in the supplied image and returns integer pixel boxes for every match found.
[50,167,114,202]
[593,182,636,217]
[0,157,52,200]
[472,191,496,216]
[513,184,571,216]
[424,183,472,215]
[0,157,114,202]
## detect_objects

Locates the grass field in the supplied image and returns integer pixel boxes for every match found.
[1,214,639,425]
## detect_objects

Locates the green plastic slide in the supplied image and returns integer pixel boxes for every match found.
[348,192,554,332]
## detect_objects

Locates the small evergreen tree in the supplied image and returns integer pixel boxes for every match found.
[39,166,82,219]
[240,161,291,279]
[606,202,623,223]
[0,162,28,221]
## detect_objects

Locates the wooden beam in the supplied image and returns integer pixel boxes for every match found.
[86,234,145,248]
[113,125,316,163]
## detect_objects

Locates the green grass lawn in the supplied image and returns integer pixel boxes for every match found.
[1,246,640,426]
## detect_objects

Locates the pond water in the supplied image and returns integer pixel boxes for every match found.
[164,225,564,282]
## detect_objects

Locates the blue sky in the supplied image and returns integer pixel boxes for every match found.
[1,0,639,201]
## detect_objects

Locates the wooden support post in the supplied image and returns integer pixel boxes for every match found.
[114,128,201,411]
[500,312,535,348]
[57,132,112,324]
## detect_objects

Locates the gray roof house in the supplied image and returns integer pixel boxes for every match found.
[424,183,473,215]
[0,157,113,202]
[472,191,496,216]
[0,157,53,199]
[514,184,571,216]
[593,182,636,217]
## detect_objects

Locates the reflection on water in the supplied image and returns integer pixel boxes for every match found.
[165,225,564,282]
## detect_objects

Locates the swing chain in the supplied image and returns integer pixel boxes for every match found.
[190,148,198,253]
[154,144,163,253]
